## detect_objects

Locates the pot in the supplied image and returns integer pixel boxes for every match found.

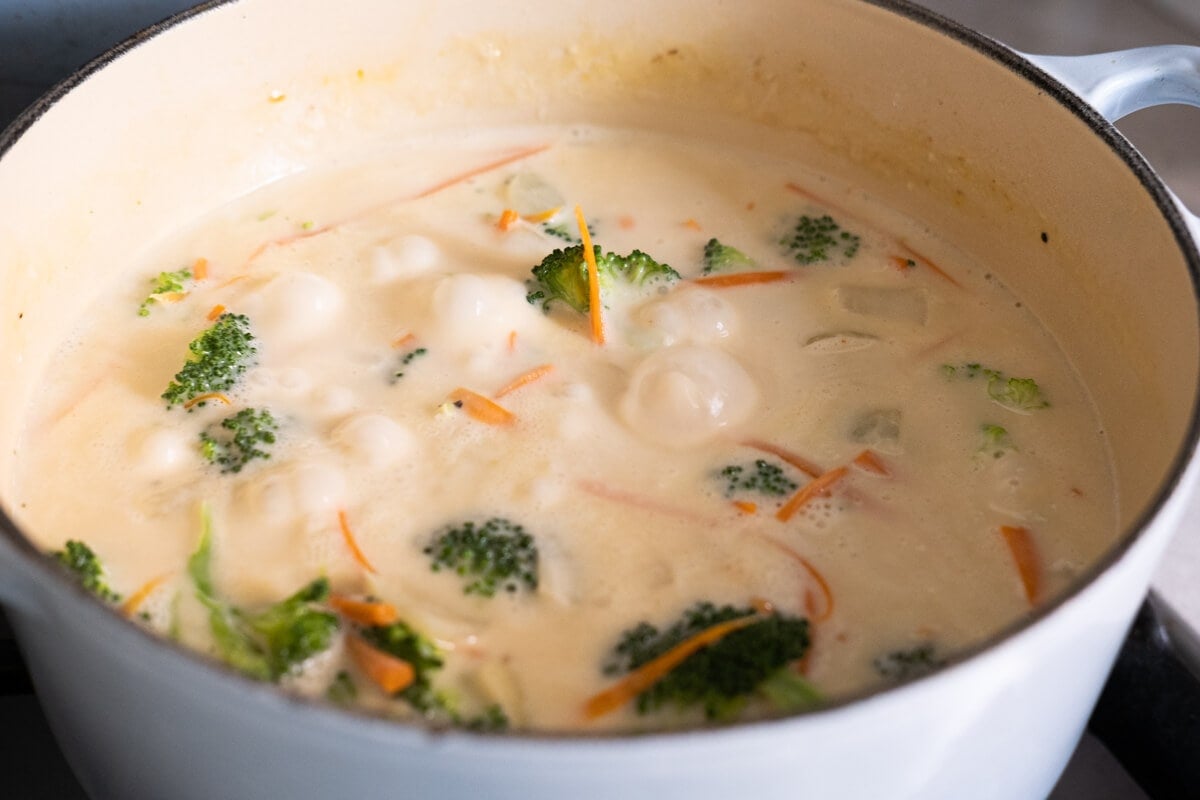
[0,1,1197,798]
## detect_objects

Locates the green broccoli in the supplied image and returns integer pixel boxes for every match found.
[326,670,358,705]
[464,703,510,732]
[980,423,1015,458]
[199,407,278,473]
[603,601,813,721]
[423,518,538,597]
[872,643,946,682]
[138,267,192,317]
[780,214,861,265]
[188,515,338,681]
[941,362,1050,412]
[162,313,257,408]
[359,619,448,714]
[526,244,679,312]
[390,346,428,384]
[50,540,121,603]
[541,221,589,244]
[716,459,798,498]
[702,238,757,274]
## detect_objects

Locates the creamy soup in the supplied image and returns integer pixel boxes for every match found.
[15,127,1117,731]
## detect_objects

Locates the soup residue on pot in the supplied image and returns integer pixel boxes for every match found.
[16,126,1117,732]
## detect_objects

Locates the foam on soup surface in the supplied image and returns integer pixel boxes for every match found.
[16,127,1117,731]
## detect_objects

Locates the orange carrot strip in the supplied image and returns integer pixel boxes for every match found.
[756,535,835,622]
[120,574,169,617]
[206,304,226,321]
[576,205,605,345]
[742,439,824,479]
[330,595,399,626]
[852,449,890,476]
[346,634,415,694]
[338,510,378,574]
[618,215,635,230]
[899,241,962,288]
[494,364,554,399]
[182,392,232,410]
[522,207,561,224]
[692,271,789,289]
[776,466,850,522]
[192,257,210,281]
[391,332,417,349]
[999,525,1041,606]
[414,144,550,200]
[448,387,516,426]
[583,613,762,719]
[889,255,916,273]
[732,500,758,515]
[157,291,188,304]
[496,208,520,232]
[507,330,518,352]
[683,218,702,231]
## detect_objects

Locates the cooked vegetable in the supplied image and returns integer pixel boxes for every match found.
[50,540,121,603]
[346,633,417,694]
[525,244,680,313]
[326,670,358,705]
[337,510,378,574]
[595,602,811,721]
[941,362,1050,412]
[424,517,538,597]
[702,238,757,274]
[717,459,798,498]
[999,524,1042,605]
[494,363,554,399]
[188,518,338,681]
[873,643,946,681]
[358,619,447,713]
[849,408,900,447]
[447,387,515,426]
[199,407,278,473]
[691,270,789,288]
[391,346,428,383]
[776,465,850,522]
[780,214,860,265]
[138,267,191,317]
[162,313,257,408]
[980,423,1015,458]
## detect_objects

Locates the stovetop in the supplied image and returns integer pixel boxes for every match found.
[1,2,1199,798]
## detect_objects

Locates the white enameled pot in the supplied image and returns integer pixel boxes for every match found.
[0,2,1198,798]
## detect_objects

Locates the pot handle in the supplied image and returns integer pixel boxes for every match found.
[1023,46,1200,234]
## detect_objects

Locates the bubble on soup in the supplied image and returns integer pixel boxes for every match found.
[620,345,758,447]
[370,234,441,284]
[332,413,417,468]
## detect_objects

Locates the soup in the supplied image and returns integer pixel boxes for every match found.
[14,126,1117,732]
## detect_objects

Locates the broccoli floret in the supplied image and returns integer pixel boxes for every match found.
[359,620,447,713]
[780,214,861,265]
[188,517,337,681]
[702,238,757,274]
[873,643,946,682]
[138,267,192,317]
[162,313,257,408]
[942,362,1050,412]
[50,540,121,603]
[717,459,798,498]
[326,670,358,705]
[526,244,679,312]
[604,602,811,721]
[199,407,278,473]
[423,518,538,597]
[980,423,1015,458]
[464,703,510,732]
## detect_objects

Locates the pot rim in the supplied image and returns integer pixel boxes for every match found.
[1,0,1197,746]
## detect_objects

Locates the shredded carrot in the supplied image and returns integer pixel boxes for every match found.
[182,392,232,410]
[120,574,169,617]
[578,479,714,524]
[756,536,835,622]
[576,205,605,346]
[583,612,763,719]
[683,218,702,231]
[338,510,378,574]
[899,241,962,288]
[889,255,917,273]
[776,466,849,522]
[742,439,824,479]
[692,271,790,289]
[852,449,890,476]
[330,595,399,626]
[216,274,249,290]
[999,525,1041,606]
[522,207,561,224]
[507,330,518,352]
[391,332,417,349]
[496,208,520,232]
[448,387,516,426]
[618,215,635,230]
[732,500,758,515]
[494,364,554,399]
[192,257,210,281]
[415,144,550,200]
[346,634,415,694]
[206,304,226,321]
